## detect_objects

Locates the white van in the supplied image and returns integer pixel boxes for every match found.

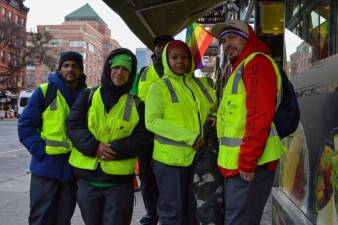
[18,90,32,118]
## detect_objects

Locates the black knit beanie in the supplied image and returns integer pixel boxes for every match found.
[58,51,84,72]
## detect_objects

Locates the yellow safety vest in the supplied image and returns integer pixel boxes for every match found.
[40,83,72,155]
[217,52,287,170]
[151,76,216,166]
[69,87,140,175]
[138,65,160,102]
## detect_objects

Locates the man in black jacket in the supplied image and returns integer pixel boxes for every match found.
[66,48,152,225]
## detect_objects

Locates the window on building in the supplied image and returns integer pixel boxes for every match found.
[26,41,33,47]
[8,11,12,21]
[0,51,5,64]
[285,0,333,74]
[49,39,62,47]
[306,2,331,61]
[104,43,112,50]
[7,53,11,65]
[81,52,87,60]
[69,40,87,48]
[26,65,36,70]
[13,57,17,66]
[1,7,5,17]
[88,43,97,53]
[21,18,25,26]
[15,14,18,24]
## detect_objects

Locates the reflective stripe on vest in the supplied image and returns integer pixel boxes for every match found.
[192,77,214,104]
[231,61,282,108]
[155,135,190,147]
[217,52,286,170]
[138,65,160,102]
[40,83,72,155]
[162,77,215,104]
[219,126,279,147]
[123,94,134,121]
[50,98,57,110]
[69,88,139,175]
[45,139,70,148]
[140,66,150,81]
[163,78,179,103]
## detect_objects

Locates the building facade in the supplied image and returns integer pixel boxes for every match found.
[0,0,28,93]
[135,48,152,71]
[35,4,120,87]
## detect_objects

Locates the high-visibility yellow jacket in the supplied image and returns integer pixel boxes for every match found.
[217,52,287,170]
[69,87,140,175]
[145,45,217,167]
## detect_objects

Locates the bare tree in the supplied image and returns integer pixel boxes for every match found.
[0,20,58,85]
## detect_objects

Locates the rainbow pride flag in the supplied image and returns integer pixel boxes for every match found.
[185,22,213,69]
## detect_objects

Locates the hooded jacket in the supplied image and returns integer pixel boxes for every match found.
[218,25,279,177]
[18,72,86,182]
[145,43,217,166]
[66,48,153,183]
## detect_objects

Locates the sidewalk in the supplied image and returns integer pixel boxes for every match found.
[0,173,145,225]
[0,173,272,225]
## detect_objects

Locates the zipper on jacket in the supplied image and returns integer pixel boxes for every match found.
[182,76,203,138]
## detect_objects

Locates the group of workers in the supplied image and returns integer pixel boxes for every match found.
[18,19,285,225]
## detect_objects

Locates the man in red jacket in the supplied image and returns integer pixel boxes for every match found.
[211,20,284,225]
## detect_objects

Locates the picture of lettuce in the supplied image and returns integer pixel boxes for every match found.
[315,144,334,211]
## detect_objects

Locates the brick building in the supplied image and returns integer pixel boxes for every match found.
[34,4,120,88]
[0,0,28,93]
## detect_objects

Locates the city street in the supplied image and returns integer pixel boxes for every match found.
[0,120,271,225]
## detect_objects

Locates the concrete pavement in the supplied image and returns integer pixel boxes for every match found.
[0,173,146,225]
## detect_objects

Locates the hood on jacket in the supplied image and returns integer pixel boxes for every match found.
[101,48,137,94]
[231,25,270,72]
[151,53,164,76]
[162,41,195,80]
[48,72,86,106]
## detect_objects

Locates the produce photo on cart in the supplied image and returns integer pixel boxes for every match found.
[280,123,309,211]
[315,138,338,225]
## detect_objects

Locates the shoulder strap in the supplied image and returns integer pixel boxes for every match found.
[132,94,141,107]
[42,83,57,112]
[140,66,149,81]
[87,86,99,110]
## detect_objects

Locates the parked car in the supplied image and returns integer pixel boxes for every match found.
[17,90,32,118]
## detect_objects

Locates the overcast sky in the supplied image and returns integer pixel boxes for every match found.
[24,0,146,52]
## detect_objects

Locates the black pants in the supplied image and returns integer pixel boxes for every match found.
[138,148,158,224]
[29,174,77,225]
[153,160,198,225]
[224,167,275,225]
[76,180,134,225]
